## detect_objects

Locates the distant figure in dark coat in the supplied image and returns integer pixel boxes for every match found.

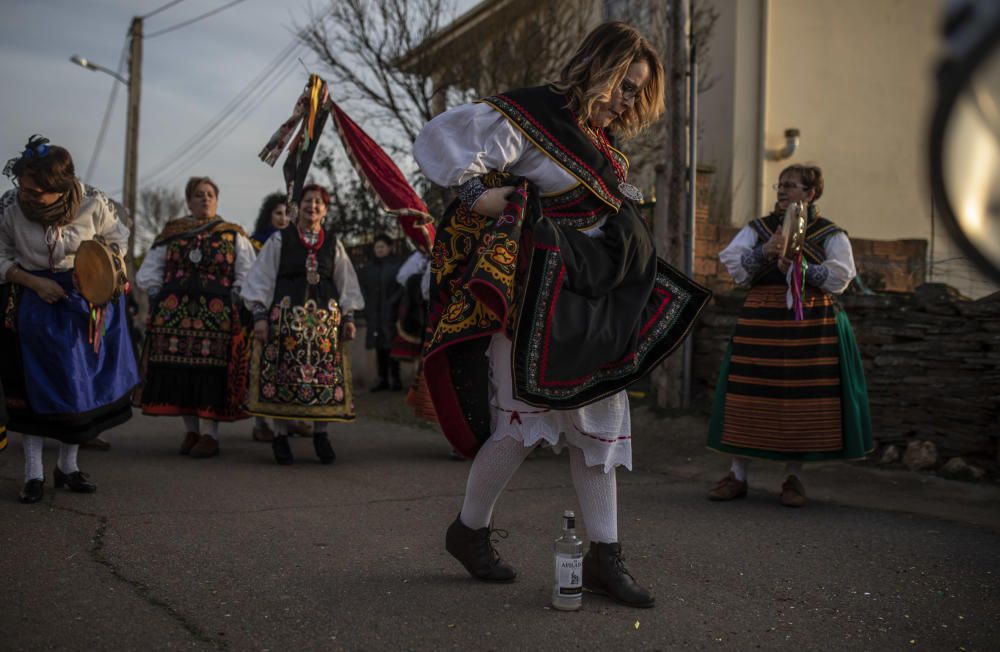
[360,234,402,391]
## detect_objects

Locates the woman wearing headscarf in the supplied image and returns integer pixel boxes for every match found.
[0,135,139,502]
[135,176,256,458]
[242,184,365,465]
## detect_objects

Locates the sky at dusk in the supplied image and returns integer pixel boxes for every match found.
[0,0,474,242]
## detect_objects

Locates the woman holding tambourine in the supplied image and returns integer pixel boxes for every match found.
[707,163,872,508]
[0,135,139,503]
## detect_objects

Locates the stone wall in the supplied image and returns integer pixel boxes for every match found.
[692,284,1000,469]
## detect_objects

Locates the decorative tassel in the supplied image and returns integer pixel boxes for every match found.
[87,303,107,354]
[790,254,807,321]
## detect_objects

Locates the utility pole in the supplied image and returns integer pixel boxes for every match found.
[123,16,143,271]
[682,26,698,408]
[652,0,691,409]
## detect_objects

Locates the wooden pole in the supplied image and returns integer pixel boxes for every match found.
[124,16,143,271]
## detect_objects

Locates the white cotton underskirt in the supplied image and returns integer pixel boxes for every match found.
[486,333,632,473]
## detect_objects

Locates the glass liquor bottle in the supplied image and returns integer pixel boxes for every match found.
[552,509,583,611]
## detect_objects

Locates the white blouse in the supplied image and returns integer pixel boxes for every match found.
[396,250,428,285]
[0,182,130,280]
[719,224,857,294]
[414,100,630,469]
[414,102,609,238]
[134,225,256,296]
[241,231,365,315]
[414,101,581,194]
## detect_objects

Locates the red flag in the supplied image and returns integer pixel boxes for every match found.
[326,98,436,254]
[260,76,436,253]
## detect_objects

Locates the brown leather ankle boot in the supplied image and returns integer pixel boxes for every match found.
[445,515,517,582]
[583,541,655,608]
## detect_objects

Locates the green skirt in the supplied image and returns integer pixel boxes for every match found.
[707,310,873,461]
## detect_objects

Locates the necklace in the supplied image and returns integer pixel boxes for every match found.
[297,226,325,285]
[188,240,203,264]
[45,225,60,271]
[579,120,643,202]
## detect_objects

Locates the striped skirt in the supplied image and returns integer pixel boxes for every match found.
[707,284,873,461]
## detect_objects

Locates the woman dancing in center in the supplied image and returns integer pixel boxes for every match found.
[415,22,707,608]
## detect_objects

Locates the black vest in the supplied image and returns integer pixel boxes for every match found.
[274,225,340,306]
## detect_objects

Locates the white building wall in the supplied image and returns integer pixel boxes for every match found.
[700,0,765,227]
[700,0,997,297]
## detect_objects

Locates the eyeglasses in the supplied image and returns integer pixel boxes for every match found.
[619,79,641,102]
[772,182,807,191]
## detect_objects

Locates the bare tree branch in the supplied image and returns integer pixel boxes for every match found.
[135,185,185,256]
[296,0,450,145]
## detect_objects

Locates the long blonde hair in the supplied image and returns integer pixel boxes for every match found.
[550,22,665,139]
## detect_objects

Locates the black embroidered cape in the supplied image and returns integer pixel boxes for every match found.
[422,86,711,457]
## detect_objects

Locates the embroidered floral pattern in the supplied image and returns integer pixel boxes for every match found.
[249,297,354,419]
[148,293,233,366]
[425,182,528,356]
[147,230,239,366]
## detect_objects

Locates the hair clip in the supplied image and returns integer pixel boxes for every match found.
[22,134,51,160]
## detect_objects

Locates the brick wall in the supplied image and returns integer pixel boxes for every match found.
[691,175,928,294]
[693,220,928,294]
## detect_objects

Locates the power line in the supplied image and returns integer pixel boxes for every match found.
[134,39,304,188]
[146,0,249,38]
[150,54,302,188]
[84,37,130,184]
[137,39,301,184]
[141,0,189,20]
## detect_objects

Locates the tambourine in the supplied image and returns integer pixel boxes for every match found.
[781,201,808,259]
[74,237,128,306]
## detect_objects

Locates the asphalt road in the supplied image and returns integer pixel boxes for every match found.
[1,396,997,651]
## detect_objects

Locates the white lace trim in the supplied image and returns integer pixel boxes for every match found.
[490,405,632,473]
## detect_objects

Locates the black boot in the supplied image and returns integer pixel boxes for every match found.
[313,433,336,465]
[583,541,655,608]
[445,514,517,582]
[272,435,293,465]
[54,467,97,493]
[19,478,44,504]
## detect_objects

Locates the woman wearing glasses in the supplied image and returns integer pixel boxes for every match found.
[414,22,709,607]
[708,163,872,507]
[0,136,139,503]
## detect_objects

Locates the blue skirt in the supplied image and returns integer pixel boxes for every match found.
[0,270,139,442]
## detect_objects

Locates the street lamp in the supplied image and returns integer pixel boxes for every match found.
[70,16,143,270]
[69,55,128,85]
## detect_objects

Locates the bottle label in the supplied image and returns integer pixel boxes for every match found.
[554,552,583,595]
